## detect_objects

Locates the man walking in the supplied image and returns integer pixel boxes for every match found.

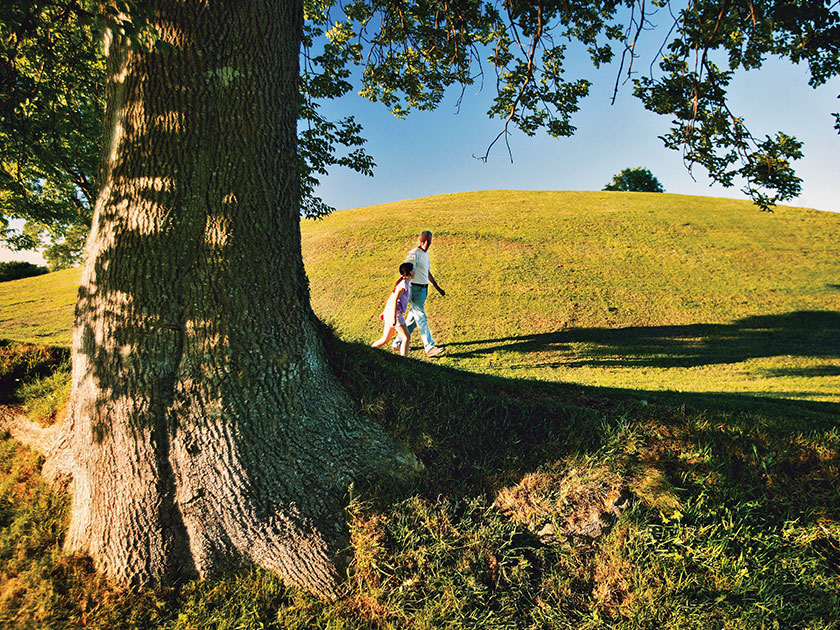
[394,230,446,357]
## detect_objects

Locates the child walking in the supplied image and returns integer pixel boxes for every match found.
[371,262,414,357]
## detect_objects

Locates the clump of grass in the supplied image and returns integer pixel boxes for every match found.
[495,458,631,540]
[592,523,636,617]
[19,361,71,425]
[0,341,68,403]
[0,435,81,629]
[331,335,840,628]
[345,494,562,628]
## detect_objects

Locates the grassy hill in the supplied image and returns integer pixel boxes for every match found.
[313,190,840,402]
[1,191,839,629]
[0,267,79,346]
[4,191,840,402]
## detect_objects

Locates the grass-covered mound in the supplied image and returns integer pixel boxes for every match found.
[303,191,840,403]
[0,267,79,347]
[1,190,839,627]
[4,191,839,402]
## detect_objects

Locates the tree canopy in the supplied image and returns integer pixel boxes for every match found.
[232,0,840,211]
[0,0,376,267]
[604,166,665,192]
[0,0,103,268]
[1,0,838,267]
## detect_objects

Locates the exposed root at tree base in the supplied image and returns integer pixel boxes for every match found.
[0,405,57,454]
[1,405,73,489]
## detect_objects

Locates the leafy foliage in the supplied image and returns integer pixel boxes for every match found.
[0,260,47,282]
[631,0,839,210]
[319,0,621,159]
[0,0,377,261]
[0,0,103,267]
[312,0,837,199]
[604,166,665,192]
[300,3,376,218]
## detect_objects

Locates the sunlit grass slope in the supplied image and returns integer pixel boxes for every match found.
[302,190,840,402]
[0,267,78,346]
[3,190,839,402]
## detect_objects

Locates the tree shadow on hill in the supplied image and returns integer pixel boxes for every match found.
[333,331,840,526]
[444,310,840,370]
[332,319,840,618]
[365,348,840,624]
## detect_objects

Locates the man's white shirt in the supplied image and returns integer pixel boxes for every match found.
[405,247,431,285]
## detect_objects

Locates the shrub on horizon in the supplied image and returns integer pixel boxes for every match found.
[604,167,665,193]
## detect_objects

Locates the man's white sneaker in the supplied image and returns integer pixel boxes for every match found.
[426,346,444,357]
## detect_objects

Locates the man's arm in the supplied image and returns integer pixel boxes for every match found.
[428,271,445,297]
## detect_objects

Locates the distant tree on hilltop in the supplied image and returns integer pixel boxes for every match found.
[604,167,665,193]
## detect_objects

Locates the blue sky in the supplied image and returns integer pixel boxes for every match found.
[314,54,839,215]
[3,33,837,266]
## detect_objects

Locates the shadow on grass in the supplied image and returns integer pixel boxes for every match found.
[444,310,840,370]
[328,329,840,525]
[0,341,69,403]
[4,333,840,626]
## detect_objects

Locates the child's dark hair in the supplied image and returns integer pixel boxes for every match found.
[394,262,413,290]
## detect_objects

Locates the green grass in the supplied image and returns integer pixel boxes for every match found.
[1,190,839,628]
[1,336,839,628]
[5,191,840,402]
[19,361,71,425]
[0,268,78,346]
[0,341,68,403]
[302,191,840,403]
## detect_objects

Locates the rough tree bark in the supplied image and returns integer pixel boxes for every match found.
[39,0,416,599]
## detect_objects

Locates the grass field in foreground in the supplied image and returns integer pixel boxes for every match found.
[2,330,839,629]
[1,190,839,628]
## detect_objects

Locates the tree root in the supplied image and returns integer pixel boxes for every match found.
[0,405,73,489]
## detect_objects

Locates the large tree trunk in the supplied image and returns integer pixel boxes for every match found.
[52,0,415,599]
